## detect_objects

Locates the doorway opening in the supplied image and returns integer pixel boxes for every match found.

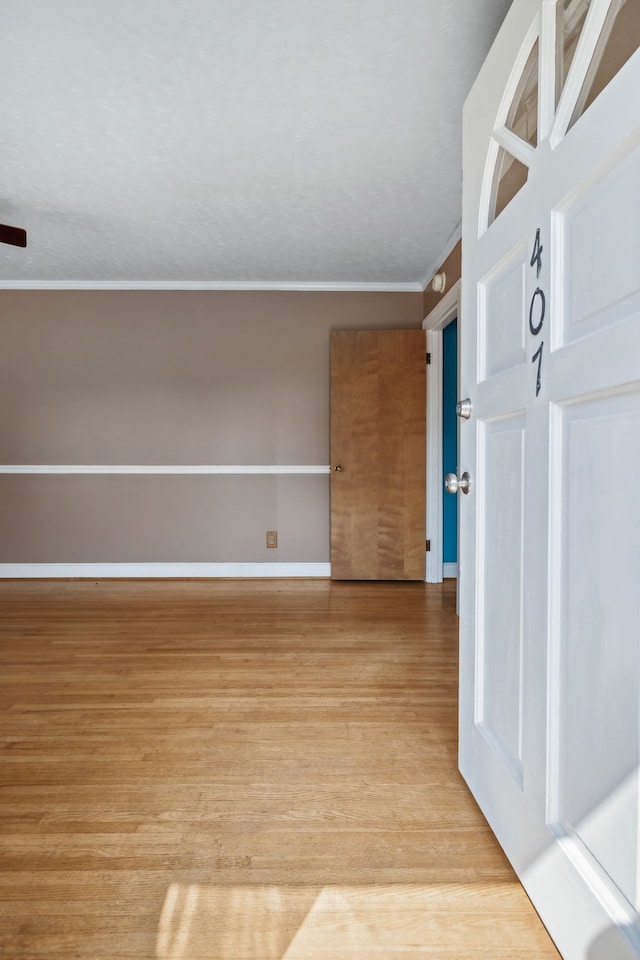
[423,278,461,583]
[442,317,458,579]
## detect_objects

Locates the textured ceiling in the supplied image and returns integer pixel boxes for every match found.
[1,0,512,288]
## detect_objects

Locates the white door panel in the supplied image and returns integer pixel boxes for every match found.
[476,412,526,786]
[460,1,640,957]
[478,242,528,380]
[550,392,640,911]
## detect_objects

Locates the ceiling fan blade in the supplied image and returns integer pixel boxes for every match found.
[0,223,27,247]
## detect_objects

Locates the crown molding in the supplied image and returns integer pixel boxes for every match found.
[0,279,424,293]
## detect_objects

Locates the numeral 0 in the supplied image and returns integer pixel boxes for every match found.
[528,287,545,336]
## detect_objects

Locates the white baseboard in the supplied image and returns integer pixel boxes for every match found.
[443,562,458,579]
[0,562,331,579]
[0,464,331,475]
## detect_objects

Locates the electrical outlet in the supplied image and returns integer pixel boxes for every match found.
[266,530,278,549]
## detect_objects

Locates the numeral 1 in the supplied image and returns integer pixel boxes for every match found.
[531,340,544,397]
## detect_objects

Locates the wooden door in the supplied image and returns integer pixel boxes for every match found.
[330,329,425,580]
[459,0,640,957]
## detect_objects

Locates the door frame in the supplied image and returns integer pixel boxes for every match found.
[422,278,461,583]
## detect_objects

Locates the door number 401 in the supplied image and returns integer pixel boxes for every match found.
[529,228,545,397]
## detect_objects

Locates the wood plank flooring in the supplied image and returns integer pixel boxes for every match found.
[0,579,560,959]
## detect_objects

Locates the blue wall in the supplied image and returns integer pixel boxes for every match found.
[442,318,458,564]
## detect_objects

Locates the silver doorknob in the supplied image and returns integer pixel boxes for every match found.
[334,465,343,472]
[445,471,472,495]
[456,398,472,420]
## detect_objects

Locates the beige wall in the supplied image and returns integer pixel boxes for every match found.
[0,290,422,563]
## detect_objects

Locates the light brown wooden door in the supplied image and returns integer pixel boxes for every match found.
[330,329,426,580]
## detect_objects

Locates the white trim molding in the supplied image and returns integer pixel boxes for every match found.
[0,464,331,475]
[425,329,443,584]
[0,562,331,579]
[423,278,462,584]
[422,279,461,332]
[443,562,458,579]
[0,280,423,293]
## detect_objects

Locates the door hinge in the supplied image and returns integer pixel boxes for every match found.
[426,539,431,552]
[426,352,431,365]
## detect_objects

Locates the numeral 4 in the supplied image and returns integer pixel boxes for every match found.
[530,228,543,278]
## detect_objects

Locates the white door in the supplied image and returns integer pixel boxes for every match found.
[458,1,640,957]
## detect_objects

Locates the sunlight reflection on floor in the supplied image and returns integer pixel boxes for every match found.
[156,880,554,959]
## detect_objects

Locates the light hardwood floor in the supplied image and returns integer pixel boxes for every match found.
[0,579,559,959]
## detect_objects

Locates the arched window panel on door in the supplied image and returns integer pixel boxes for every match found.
[489,148,530,226]
[557,0,591,107]
[505,38,539,146]
[568,0,640,130]
[482,21,538,231]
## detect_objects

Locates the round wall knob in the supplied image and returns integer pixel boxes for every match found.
[431,271,447,293]
[444,471,472,495]
[334,465,343,472]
